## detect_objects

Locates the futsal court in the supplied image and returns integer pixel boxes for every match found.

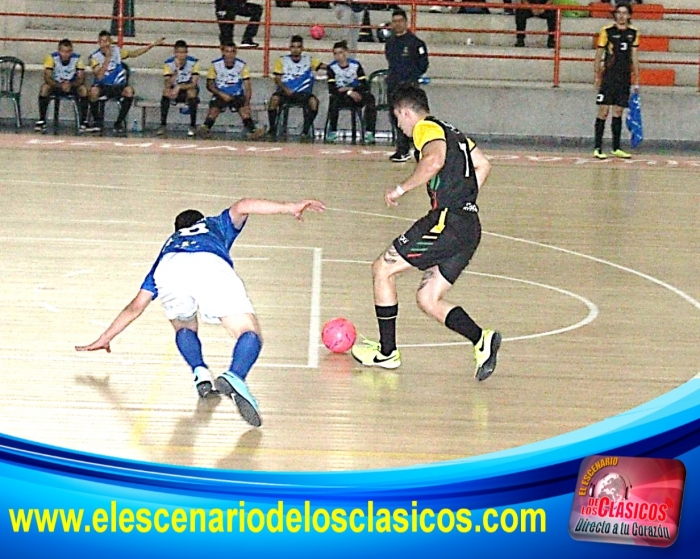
[0,132,698,472]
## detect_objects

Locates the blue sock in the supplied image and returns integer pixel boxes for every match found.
[229,331,262,380]
[175,328,206,371]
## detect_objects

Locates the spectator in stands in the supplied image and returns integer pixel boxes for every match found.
[267,35,327,142]
[157,40,200,138]
[514,0,557,49]
[35,38,89,132]
[593,1,640,159]
[385,8,429,162]
[215,0,263,49]
[326,40,377,144]
[87,30,164,134]
[197,42,264,139]
[334,0,365,53]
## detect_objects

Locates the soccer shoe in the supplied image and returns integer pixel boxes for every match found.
[246,127,265,140]
[193,366,215,398]
[187,126,196,137]
[239,40,259,49]
[593,148,608,160]
[473,329,502,381]
[196,125,211,139]
[351,338,401,369]
[611,148,632,159]
[34,120,46,132]
[364,131,375,145]
[390,151,411,163]
[299,133,313,143]
[215,372,262,427]
[325,131,338,144]
[156,125,167,137]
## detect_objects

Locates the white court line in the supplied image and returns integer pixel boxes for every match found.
[38,302,60,313]
[322,259,599,346]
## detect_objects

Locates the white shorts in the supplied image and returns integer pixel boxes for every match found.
[153,252,255,322]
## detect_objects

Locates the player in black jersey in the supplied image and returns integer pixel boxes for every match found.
[594,1,640,159]
[351,84,501,382]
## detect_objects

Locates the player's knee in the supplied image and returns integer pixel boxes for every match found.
[123,86,135,97]
[309,96,319,111]
[415,290,438,316]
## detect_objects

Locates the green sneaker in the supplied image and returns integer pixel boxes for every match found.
[593,148,607,160]
[215,372,262,427]
[364,131,375,145]
[325,131,338,143]
[351,338,401,369]
[611,148,632,159]
[474,329,502,381]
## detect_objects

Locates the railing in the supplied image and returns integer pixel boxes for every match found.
[1,1,699,90]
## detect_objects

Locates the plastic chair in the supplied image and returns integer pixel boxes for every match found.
[367,69,395,143]
[48,93,81,133]
[324,104,365,145]
[94,63,131,127]
[0,56,25,129]
[278,98,315,140]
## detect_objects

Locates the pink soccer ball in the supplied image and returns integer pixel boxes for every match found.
[310,24,325,41]
[322,318,356,354]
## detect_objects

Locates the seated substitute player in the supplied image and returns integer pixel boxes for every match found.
[197,42,264,139]
[76,197,326,427]
[158,40,200,138]
[326,40,377,144]
[87,30,165,134]
[351,84,501,381]
[267,35,326,142]
[35,38,89,132]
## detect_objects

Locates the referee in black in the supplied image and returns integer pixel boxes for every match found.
[385,8,429,162]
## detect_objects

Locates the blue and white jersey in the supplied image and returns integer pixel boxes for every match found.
[327,58,365,89]
[44,52,84,83]
[163,55,200,84]
[141,209,246,298]
[207,57,249,97]
[273,54,323,94]
[89,45,128,86]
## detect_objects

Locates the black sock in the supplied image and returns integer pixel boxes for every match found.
[611,117,622,151]
[160,96,170,125]
[203,117,214,129]
[188,99,198,126]
[376,304,398,355]
[115,96,133,125]
[595,118,606,150]
[243,117,255,132]
[78,97,88,124]
[445,306,482,345]
[89,101,101,126]
[38,96,50,121]
[267,109,277,134]
[302,109,318,135]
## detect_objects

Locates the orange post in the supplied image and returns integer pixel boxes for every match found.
[263,0,272,77]
[116,0,124,47]
[552,6,562,87]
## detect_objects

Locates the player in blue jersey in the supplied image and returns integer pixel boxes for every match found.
[267,35,326,141]
[76,198,326,427]
[86,30,165,134]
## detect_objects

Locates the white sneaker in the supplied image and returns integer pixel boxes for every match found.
[193,366,215,398]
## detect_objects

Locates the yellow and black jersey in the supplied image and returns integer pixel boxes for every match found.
[597,24,639,80]
[413,116,479,212]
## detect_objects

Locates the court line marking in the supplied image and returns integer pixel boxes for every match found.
[322,259,599,346]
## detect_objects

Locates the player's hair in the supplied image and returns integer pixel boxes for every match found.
[98,30,111,39]
[614,1,633,16]
[174,40,188,50]
[392,8,407,20]
[290,35,304,45]
[221,40,236,50]
[333,40,348,51]
[58,38,73,49]
[391,84,430,113]
[174,210,205,231]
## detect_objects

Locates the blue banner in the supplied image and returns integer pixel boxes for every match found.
[2,377,699,557]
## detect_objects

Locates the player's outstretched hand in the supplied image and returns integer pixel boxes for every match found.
[385,187,402,207]
[75,338,111,353]
[291,199,326,221]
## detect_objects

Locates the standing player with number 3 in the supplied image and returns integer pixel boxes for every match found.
[76,198,325,427]
[351,84,501,382]
[593,1,640,160]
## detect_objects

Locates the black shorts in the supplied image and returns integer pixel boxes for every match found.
[209,95,246,111]
[170,86,200,104]
[276,92,316,107]
[94,83,126,99]
[48,84,85,97]
[597,78,631,108]
[393,207,481,284]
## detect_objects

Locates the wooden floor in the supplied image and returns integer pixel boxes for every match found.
[0,132,698,472]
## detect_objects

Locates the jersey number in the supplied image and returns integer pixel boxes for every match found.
[458,142,471,178]
[620,42,628,51]
[179,223,209,236]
